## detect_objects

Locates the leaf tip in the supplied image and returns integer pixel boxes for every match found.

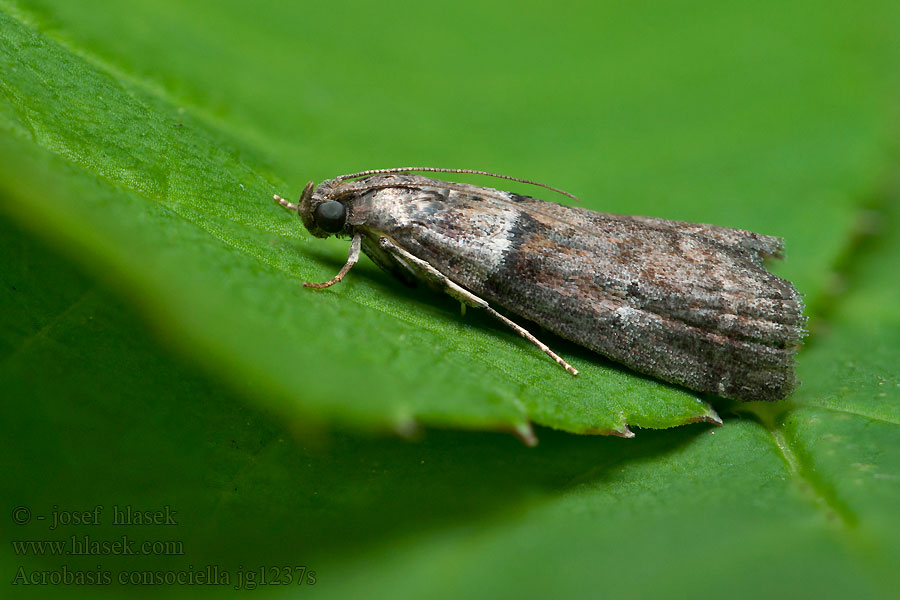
[512,422,538,447]
[392,415,422,440]
[689,404,723,426]
[612,424,636,439]
[581,422,635,438]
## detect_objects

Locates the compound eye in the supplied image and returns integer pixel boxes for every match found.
[313,200,346,233]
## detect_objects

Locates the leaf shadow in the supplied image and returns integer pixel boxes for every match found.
[210,421,706,567]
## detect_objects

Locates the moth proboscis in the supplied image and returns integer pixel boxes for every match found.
[274,167,806,402]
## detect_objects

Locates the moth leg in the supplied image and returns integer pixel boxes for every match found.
[304,231,362,289]
[377,237,579,376]
[481,306,579,376]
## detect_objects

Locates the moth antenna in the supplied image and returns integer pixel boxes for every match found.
[334,167,580,203]
[273,194,298,211]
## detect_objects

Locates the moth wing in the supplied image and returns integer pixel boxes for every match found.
[594,214,784,259]
[486,188,785,259]
[359,180,805,401]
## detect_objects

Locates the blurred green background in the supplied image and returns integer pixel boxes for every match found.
[1,0,898,598]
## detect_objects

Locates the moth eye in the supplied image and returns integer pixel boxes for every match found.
[313,201,346,233]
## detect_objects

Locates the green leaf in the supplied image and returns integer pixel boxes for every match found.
[0,0,751,437]
[1,0,895,436]
[2,0,899,596]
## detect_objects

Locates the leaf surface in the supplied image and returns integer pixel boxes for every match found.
[2,1,900,595]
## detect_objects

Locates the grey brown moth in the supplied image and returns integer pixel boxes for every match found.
[274,167,806,402]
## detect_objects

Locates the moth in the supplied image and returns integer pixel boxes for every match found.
[274,167,806,402]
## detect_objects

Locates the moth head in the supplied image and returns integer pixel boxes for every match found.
[297,181,350,239]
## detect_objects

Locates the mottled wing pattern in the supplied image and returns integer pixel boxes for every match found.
[355,176,806,401]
